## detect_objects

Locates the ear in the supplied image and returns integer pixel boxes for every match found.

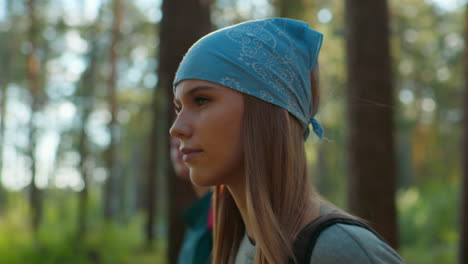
[310,65,320,116]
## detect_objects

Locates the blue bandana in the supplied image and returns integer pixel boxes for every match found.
[174,18,324,140]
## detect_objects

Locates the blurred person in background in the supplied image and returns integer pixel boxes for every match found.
[170,136,212,264]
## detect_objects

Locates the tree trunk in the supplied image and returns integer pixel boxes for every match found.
[77,103,92,238]
[0,0,13,214]
[25,0,44,232]
[146,0,211,262]
[460,3,468,264]
[0,69,6,215]
[77,6,102,238]
[104,0,122,220]
[345,0,398,248]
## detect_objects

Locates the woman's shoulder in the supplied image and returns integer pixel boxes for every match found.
[309,223,405,264]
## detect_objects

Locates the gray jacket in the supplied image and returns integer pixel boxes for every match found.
[235,205,405,263]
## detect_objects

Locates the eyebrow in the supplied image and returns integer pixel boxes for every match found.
[173,85,217,105]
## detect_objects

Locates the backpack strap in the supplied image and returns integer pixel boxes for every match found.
[291,213,386,264]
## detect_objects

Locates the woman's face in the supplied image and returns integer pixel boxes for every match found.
[170,79,244,186]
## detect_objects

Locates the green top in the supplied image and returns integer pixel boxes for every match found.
[177,192,213,264]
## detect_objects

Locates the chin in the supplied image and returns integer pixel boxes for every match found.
[189,169,218,187]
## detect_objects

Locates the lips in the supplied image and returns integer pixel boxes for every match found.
[180,147,203,162]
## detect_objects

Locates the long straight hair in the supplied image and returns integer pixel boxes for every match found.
[212,92,317,263]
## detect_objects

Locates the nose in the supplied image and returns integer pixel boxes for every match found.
[169,113,192,140]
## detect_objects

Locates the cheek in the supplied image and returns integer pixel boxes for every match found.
[190,149,242,186]
[189,105,243,186]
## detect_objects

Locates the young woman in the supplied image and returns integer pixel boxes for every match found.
[170,18,404,264]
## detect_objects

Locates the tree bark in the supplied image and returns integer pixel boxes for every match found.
[146,0,211,262]
[345,0,398,248]
[104,0,122,220]
[460,3,468,264]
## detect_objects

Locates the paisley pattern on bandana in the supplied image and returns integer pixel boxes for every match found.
[174,18,324,139]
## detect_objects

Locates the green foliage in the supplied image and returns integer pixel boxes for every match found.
[398,179,459,264]
[0,191,165,264]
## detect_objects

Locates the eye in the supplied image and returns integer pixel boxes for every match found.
[195,96,209,106]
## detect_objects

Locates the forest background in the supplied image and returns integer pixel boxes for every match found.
[0,0,467,263]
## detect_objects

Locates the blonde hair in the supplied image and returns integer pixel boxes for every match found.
[212,92,317,263]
